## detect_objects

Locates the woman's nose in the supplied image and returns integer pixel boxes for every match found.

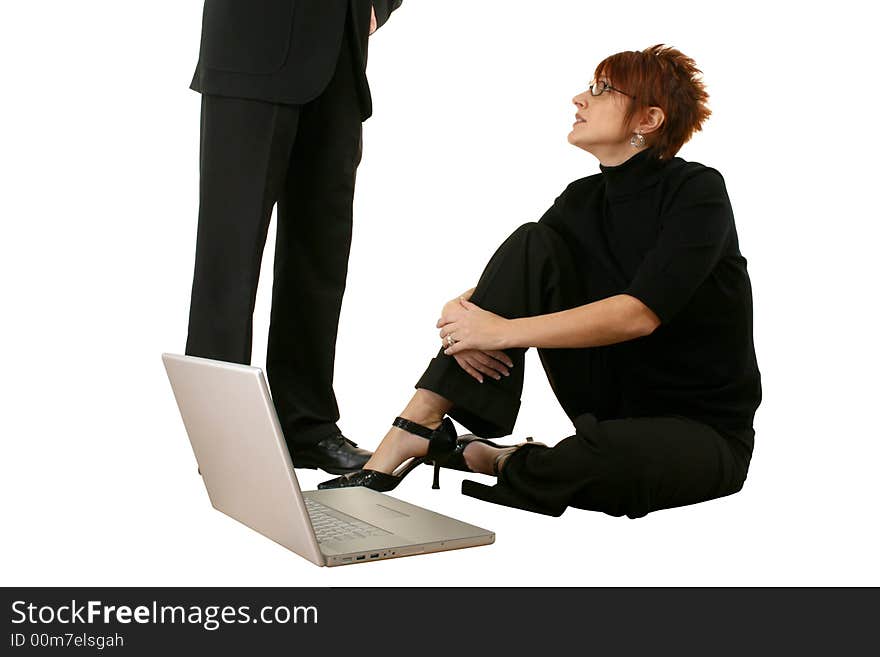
[572,92,588,108]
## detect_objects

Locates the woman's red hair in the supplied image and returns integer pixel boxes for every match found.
[594,45,711,159]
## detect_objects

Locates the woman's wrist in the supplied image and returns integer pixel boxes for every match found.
[503,317,531,350]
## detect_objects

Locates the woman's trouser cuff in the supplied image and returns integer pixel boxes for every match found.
[415,353,521,438]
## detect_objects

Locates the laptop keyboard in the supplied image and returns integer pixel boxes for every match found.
[304,497,391,544]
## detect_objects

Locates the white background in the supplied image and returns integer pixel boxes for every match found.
[1,1,878,586]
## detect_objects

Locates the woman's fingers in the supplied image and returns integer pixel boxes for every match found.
[485,350,515,368]
[472,351,509,378]
[454,352,505,382]
[454,355,484,383]
[438,297,462,327]
[438,322,459,340]
[444,340,469,356]
[464,354,502,379]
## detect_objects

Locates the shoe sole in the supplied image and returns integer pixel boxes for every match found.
[201,464,359,476]
[292,462,365,476]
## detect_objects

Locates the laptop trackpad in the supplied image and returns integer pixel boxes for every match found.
[373,503,409,520]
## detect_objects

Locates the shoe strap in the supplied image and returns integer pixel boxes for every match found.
[491,438,537,475]
[492,450,512,476]
[392,416,436,440]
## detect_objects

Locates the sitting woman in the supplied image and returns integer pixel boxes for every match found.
[320,44,762,519]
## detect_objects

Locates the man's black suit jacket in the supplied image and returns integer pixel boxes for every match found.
[190,0,402,120]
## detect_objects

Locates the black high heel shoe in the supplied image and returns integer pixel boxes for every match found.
[317,417,458,492]
[439,434,534,473]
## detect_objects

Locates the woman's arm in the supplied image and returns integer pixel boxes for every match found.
[439,294,660,355]
[506,294,660,349]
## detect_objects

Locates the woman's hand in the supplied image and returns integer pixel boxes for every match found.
[438,289,512,381]
[440,288,475,321]
[437,298,513,355]
[450,348,513,383]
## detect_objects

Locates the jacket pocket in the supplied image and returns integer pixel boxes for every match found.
[199,0,295,74]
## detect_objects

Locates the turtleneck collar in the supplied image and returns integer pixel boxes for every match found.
[599,148,667,199]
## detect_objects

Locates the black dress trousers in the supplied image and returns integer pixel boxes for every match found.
[416,222,752,519]
[185,17,363,449]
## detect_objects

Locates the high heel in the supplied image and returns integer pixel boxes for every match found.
[317,417,458,492]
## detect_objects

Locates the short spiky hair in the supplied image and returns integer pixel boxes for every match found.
[594,45,711,159]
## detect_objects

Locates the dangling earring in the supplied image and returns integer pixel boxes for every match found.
[630,131,646,149]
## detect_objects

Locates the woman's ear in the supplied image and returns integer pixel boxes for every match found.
[639,107,665,136]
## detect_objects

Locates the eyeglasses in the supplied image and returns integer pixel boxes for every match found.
[588,80,635,99]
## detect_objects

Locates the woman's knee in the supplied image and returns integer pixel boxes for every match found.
[508,221,564,247]
[511,221,540,236]
[498,222,543,254]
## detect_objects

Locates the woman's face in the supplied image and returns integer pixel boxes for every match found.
[567,76,636,159]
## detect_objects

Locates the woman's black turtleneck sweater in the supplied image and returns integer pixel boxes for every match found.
[538,149,761,446]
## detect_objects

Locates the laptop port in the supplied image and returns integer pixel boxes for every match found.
[370,553,379,559]
[356,555,365,561]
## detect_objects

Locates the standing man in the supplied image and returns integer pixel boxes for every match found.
[185,1,403,474]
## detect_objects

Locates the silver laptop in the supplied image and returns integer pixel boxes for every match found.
[162,353,494,566]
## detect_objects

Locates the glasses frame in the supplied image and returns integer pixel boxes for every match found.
[588,80,636,99]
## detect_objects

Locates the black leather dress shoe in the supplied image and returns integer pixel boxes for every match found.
[291,434,372,475]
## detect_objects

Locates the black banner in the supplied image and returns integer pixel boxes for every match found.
[2,588,877,654]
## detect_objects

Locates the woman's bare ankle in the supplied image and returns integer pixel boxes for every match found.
[398,389,453,429]
[361,392,453,474]
[462,441,494,475]
[463,443,517,476]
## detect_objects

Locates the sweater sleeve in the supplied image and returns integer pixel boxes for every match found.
[625,168,733,324]
[373,0,403,31]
